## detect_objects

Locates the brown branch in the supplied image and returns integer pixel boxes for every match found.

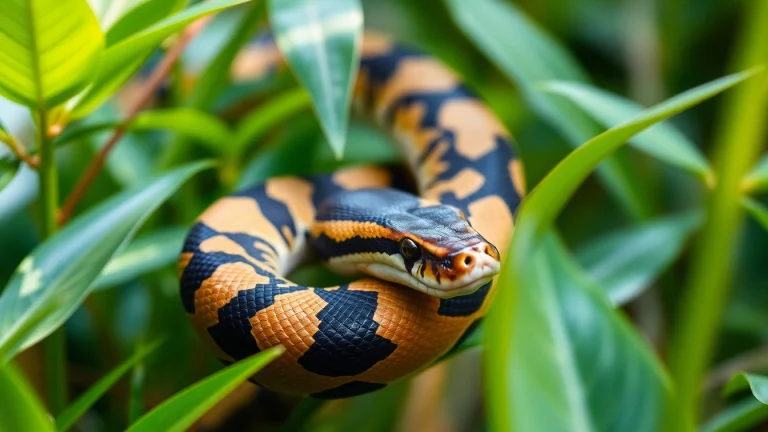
[57,16,213,226]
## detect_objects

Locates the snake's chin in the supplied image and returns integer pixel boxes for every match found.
[358,262,498,299]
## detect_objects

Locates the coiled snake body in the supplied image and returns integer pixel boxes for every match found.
[179,33,524,399]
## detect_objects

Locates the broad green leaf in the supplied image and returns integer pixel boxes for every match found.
[493,236,670,432]
[132,108,233,152]
[0,0,103,108]
[444,0,650,220]
[742,197,768,232]
[0,163,38,224]
[486,71,755,432]
[268,0,363,158]
[726,373,768,405]
[106,0,187,46]
[541,81,712,181]
[94,227,187,290]
[701,399,768,432]
[231,88,312,157]
[127,347,283,432]
[73,0,254,117]
[87,0,141,29]
[0,363,54,431]
[0,161,212,362]
[55,339,162,431]
[575,211,703,305]
[743,155,768,193]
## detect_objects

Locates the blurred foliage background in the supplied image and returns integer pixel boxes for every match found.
[1,0,768,431]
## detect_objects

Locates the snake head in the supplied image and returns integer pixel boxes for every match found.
[310,188,501,298]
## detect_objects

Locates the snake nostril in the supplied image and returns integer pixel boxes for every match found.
[463,256,473,267]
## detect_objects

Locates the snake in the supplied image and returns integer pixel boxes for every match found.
[178,32,525,399]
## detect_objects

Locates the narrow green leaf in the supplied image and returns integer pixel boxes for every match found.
[541,81,713,181]
[0,362,55,431]
[268,0,363,158]
[127,347,283,432]
[0,163,38,224]
[55,339,163,431]
[444,0,650,220]
[0,154,20,193]
[73,0,254,117]
[726,373,768,405]
[132,108,233,152]
[0,161,213,363]
[491,235,670,432]
[0,0,104,108]
[743,155,768,193]
[487,70,755,432]
[231,88,312,157]
[106,0,187,46]
[701,398,768,432]
[94,227,187,290]
[742,197,768,232]
[575,211,703,305]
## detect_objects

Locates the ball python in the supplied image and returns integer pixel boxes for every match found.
[178,32,525,399]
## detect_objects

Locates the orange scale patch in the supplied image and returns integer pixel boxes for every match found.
[332,166,393,190]
[438,98,510,160]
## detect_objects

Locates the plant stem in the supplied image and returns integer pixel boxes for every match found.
[666,1,768,429]
[38,107,66,415]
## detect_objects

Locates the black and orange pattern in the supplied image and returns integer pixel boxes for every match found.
[179,33,524,398]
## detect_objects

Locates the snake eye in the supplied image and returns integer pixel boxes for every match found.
[400,238,422,260]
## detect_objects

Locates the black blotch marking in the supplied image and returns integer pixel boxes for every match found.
[298,285,397,377]
[311,234,400,260]
[431,259,440,284]
[359,45,422,109]
[311,381,387,399]
[437,281,492,317]
[233,185,297,248]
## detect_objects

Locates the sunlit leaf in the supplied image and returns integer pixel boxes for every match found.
[268,0,363,158]
[541,81,712,181]
[126,347,283,432]
[726,373,768,405]
[0,162,212,362]
[73,0,254,117]
[94,227,187,290]
[493,235,670,431]
[444,0,649,219]
[106,0,187,46]
[486,71,755,432]
[575,211,703,305]
[132,108,233,152]
[55,339,163,431]
[0,362,54,431]
[0,0,104,108]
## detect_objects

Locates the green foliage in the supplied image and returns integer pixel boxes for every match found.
[0,0,767,430]
[268,0,363,157]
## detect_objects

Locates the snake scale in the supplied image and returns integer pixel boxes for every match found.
[178,32,525,399]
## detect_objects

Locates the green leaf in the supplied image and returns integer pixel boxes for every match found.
[72,0,254,117]
[541,81,713,181]
[444,0,650,220]
[0,161,212,363]
[0,154,20,193]
[0,163,38,224]
[94,227,187,290]
[742,197,768,232]
[0,0,104,108]
[268,0,363,158]
[126,347,283,432]
[743,155,768,193]
[486,70,755,432]
[575,211,703,305]
[726,373,768,405]
[491,235,670,431]
[701,399,768,432]
[106,0,187,46]
[132,108,233,153]
[55,339,162,431]
[232,88,313,157]
[0,362,55,431]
